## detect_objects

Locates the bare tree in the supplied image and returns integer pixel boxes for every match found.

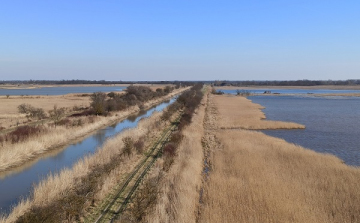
[49,105,66,127]
[90,92,107,115]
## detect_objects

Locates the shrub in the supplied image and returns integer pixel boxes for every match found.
[49,105,66,127]
[134,138,145,154]
[123,137,134,157]
[57,118,71,126]
[170,131,183,146]
[7,125,44,143]
[90,92,107,115]
[163,143,177,157]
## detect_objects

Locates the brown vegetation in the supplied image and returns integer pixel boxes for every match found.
[198,94,360,223]
[0,94,90,130]
[1,110,166,223]
[145,88,207,223]
[213,94,305,129]
[0,88,187,173]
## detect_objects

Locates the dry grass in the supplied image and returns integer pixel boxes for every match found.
[213,94,305,130]
[145,92,208,223]
[199,94,360,223]
[1,110,165,223]
[0,94,90,129]
[200,130,360,223]
[0,88,187,173]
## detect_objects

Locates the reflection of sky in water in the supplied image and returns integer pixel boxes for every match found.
[218,88,360,95]
[249,96,360,167]
[0,98,175,215]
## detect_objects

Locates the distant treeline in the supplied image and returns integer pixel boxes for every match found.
[0,79,197,86]
[213,79,360,86]
[1,79,360,86]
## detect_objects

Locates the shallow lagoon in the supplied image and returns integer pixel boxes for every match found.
[249,95,360,166]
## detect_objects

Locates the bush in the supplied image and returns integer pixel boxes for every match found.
[7,125,44,143]
[170,131,183,146]
[163,143,177,157]
[123,137,134,157]
[134,138,145,154]
[57,118,71,126]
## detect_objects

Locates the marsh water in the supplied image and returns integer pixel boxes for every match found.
[248,95,360,166]
[219,88,360,95]
[0,86,125,96]
[0,98,175,215]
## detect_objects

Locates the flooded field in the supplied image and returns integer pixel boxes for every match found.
[249,95,360,166]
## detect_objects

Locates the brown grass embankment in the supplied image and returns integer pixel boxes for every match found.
[1,110,169,223]
[0,88,187,173]
[214,94,305,130]
[199,94,360,223]
[145,90,208,223]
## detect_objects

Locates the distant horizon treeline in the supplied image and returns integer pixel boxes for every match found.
[1,79,360,86]
[213,79,360,86]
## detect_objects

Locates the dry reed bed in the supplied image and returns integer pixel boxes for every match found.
[213,94,305,130]
[145,92,208,223]
[0,88,186,173]
[199,94,360,223]
[0,94,90,129]
[1,110,166,223]
[201,130,360,223]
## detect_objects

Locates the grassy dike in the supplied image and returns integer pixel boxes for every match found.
[198,94,360,223]
[0,89,188,222]
[144,87,208,223]
[0,88,187,173]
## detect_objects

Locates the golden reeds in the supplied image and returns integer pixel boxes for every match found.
[199,94,360,223]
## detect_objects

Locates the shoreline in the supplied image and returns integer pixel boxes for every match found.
[215,85,360,90]
[0,88,188,174]
[198,93,360,222]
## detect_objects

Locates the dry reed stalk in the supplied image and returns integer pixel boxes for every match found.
[213,94,305,130]
[200,130,360,223]
[145,92,208,223]
[199,94,360,223]
[1,111,163,223]
[0,88,188,173]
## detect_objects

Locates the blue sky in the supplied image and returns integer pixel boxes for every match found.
[1,1,359,81]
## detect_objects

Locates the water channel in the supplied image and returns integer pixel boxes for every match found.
[0,98,175,215]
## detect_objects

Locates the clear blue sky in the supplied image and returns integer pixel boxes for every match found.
[1,1,359,81]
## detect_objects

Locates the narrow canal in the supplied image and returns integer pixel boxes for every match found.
[0,98,175,215]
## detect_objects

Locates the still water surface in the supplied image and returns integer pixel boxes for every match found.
[0,86,125,96]
[248,95,360,166]
[219,88,360,95]
[0,98,175,215]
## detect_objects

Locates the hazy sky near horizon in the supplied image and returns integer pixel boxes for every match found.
[1,1,360,81]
